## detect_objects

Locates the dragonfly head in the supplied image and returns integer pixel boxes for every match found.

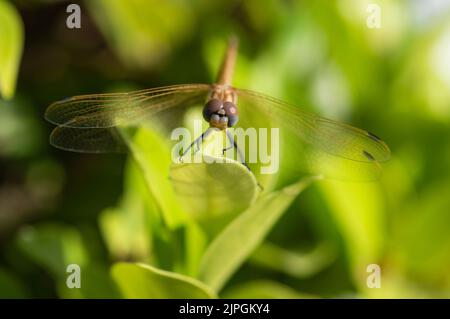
[203,98,239,130]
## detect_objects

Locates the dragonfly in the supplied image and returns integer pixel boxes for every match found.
[45,37,390,181]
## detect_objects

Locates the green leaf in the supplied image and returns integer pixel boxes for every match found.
[169,154,258,219]
[111,262,217,298]
[100,207,151,260]
[58,264,121,299]
[121,125,260,230]
[0,0,23,100]
[184,222,208,277]
[121,127,188,229]
[197,177,315,291]
[222,280,316,299]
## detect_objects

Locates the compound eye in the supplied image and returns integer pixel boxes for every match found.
[202,99,223,121]
[223,102,239,127]
[223,101,238,117]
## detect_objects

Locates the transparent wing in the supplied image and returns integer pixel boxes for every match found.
[46,84,212,153]
[49,127,128,153]
[46,84,212,128]
[235,88,391,181]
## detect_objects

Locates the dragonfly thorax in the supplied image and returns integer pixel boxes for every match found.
[202,98,239,130]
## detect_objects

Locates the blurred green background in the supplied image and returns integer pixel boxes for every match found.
[0,0,449,298]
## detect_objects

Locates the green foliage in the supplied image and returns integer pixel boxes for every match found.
[198,178,314,291]
[121,127,189,229]
[1,0,449,299]
[102,124,311,296]
[111,263,216,298]
[0,0,23,100]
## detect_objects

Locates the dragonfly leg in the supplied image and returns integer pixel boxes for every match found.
[226,130,248,169]
[195,128,212,154]
[179,128,212,162]
[222,145,234,155]
[226,130,264,190]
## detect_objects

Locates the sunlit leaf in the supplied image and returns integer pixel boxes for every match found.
[169,154,258,219]
[184,222,208,277]
[100,207,150,261]
[111,262,216,298]
[120,127,188,228]
[198,177,315,291]
[58,264,120,299]
[0,0,23,100]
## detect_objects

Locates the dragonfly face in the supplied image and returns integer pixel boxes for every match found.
[203,86,239,130]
